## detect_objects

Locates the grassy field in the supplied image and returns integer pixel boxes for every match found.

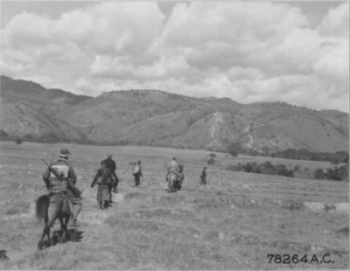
[0,141,348,269]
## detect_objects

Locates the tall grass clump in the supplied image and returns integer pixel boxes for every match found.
[226,161,294,177]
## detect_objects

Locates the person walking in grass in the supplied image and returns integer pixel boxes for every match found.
[200,167,207,185]
[133,161,143,187]
[104,154,119,197]
[91,160,112,209]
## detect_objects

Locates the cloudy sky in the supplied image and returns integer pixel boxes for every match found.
[1,1,349,112]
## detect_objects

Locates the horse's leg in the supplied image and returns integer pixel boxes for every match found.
[168,176,172,192]
[58,217,64,243]
[64,215,74,242]
[38,216,53,249]
[37,225,49,250]
[45,197,63,248]
[38,199,50,250]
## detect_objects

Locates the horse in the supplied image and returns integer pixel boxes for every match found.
[35,194,72,250]
[167,172,180,193]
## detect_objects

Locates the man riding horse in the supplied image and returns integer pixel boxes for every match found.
[166,157,184,189]
[42,149,82,228]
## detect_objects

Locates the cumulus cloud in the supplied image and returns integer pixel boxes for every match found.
[52,2,165,55]
[1,2,165,69]
[2,12,52,48]
[0,49,35,74]
[73,77,99,96]
[318,2,349,38]
[15,75,53,88]
[90,54,190,82]
[1,2,348,112]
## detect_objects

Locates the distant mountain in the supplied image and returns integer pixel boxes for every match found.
[0,75,348,152]
[0,76,89,142]
[1,75,91,105]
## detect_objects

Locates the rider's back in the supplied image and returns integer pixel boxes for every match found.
[43,159,75,195]
[167,160,180,173]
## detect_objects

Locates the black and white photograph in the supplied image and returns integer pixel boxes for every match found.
[0,1,349,269]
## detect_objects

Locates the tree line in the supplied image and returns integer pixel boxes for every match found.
[314,165,349,181]
[227,142,348,165]
[225,161,348,182]
[226,161,295,177]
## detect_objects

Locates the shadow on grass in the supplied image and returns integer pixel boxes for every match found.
[42,229,84,249]
[104,201,113,209]
[0,250,9,261]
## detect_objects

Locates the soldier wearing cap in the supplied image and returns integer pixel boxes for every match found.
[200,167,207,185]
[91,160,112,209]
[103,154,119,198]
[42,149,82,228]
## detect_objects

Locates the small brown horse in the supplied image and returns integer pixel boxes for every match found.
[36,194,71,250]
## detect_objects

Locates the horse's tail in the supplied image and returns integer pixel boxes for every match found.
[35,195,49,222]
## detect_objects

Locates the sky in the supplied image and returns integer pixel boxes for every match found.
[1,1,349,112]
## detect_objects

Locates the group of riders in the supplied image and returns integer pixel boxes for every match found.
[42,149,186,228]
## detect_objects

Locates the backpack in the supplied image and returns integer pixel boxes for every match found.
[133,165,140,175]
[97,168,110,184]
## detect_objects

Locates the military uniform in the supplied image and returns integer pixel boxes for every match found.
[134,163,143,187]
[91,165,112,209]
[42,150,82,227]
[200,168,207,185]
[166,159,183,181]
[104,156,119,196]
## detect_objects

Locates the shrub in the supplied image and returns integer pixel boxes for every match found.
[263,148,349,164]
[275,164,294,177]
[227,142,241,157]
[209,153,216,159]
[314,168,325,179]
[260,161,275,175]
[294,165,301,172]
[226,161,294,177]
[325,167,343,181]
[14,138,23,144]
[207,158,215,165]
[314,165,348,181]
[282,200,304,211]
[0,130,9,140]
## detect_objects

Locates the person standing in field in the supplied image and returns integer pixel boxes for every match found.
[133,161,143,187]
[200,167,207,185]
[42,149,82,228]
[104,154,119,197]
[91,160,112,209]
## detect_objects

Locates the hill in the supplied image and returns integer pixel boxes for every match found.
[0,75,348,152]
[0,76,89,142]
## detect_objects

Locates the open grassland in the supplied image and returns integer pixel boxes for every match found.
[0,142,348,269]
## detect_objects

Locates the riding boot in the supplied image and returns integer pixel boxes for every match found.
[69,202,82,227]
